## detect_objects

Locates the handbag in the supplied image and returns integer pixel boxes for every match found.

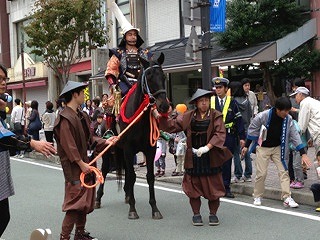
[14,122,22,131]
[168,138,176,154]
[28,113,42,131]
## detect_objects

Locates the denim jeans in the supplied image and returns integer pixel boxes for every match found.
[233,139,252,179]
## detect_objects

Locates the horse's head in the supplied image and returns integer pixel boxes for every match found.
[140,52,169,114]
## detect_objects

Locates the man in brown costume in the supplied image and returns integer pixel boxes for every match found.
[158,89,232,226]
[54,81,117,240]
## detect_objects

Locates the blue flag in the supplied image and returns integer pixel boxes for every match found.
[210,0,226,32]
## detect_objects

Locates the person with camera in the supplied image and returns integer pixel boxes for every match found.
[0,63,56,238]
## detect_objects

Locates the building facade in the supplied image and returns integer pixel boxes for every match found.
[104,0,320,106]
[1,0,319,113]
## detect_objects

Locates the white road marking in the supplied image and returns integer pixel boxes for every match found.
[13,158,320,222]
[12,157,62,171]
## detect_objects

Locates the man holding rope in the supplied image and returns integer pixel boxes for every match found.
[54,81,117,240]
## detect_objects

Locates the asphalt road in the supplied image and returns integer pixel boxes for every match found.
[2,157,320,240]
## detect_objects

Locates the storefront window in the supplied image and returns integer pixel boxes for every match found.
[169,70,202,107]
[16,20,44,62]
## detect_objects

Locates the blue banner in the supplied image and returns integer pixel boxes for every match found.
[210,0,226,32]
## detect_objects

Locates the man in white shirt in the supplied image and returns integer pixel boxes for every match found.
[290,87,320,162]
[10,98,25,157]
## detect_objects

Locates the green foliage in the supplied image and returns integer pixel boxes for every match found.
[217,0,318,102]
[272,43,320,80]
[24,0,110,83]
[218,0,307,49]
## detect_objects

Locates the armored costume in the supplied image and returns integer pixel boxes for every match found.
[106,47,152,96]
[105,2,152,96]
[160,89,232,226]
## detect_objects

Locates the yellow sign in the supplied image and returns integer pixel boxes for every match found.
[84,87,90,101]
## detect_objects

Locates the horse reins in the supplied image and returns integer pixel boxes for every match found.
[80,65,166,188]
[80,105,150,188]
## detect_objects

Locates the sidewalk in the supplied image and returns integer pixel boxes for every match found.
[134,147,319,207]
[25,146,319,207]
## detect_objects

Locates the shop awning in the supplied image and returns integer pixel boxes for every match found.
[149,19,317,73]
[6,79,47,90]
[89,70,105,81]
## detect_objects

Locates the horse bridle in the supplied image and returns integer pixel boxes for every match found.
[140,65,166,102]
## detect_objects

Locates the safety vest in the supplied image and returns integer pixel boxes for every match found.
[211,96,234,129]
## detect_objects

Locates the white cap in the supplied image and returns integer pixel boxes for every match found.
[289,87,310,97]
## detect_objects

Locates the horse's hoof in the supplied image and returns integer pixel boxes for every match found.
[125,196,130,204]
[94,201,101,209]
[152,212,163,219]
[128,212,139,219]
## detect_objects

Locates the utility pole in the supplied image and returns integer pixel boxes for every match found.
[199,0,211,90]
[21,42,27,126]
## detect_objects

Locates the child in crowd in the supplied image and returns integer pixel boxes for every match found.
[92,114,104,137]
[310,158,320,212]
[289,119,308,189]
[171,104,187,176]
[155,130,170,177]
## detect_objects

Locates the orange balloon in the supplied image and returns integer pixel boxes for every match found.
[176,104,187,114]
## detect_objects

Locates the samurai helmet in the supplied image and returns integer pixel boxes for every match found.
[110,1,144,48]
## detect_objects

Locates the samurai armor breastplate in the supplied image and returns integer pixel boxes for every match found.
[120,52,141,80]
[185,118,215,176]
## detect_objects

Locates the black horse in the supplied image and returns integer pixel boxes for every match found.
[94,144,123,209]
[117,52,169,219]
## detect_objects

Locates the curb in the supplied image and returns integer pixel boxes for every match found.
[230,182,316,206]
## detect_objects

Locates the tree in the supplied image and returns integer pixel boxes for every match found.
[24,0,110,87]
[219,0,307,49]
[217,0,318,104]
[272,42,320,80]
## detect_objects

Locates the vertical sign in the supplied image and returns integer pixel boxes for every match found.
[210,0,226,32]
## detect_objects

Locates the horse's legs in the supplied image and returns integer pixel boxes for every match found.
[95,152,110,209]
[145,150,163,219]
[125,152,139,219]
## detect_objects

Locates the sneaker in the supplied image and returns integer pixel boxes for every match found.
[253,197,262,206]
[171,171,179,176]
[209,214,220,226]
[192,214,203,226]
[74,231,98,240]
[18,154,24,158]
[315,207,320,212]
[224,191,235,198]
[231,176,244,184]
[243,176,252,182]
[283,196,299,208]
[291,181,304,189]
[290,181,296,188]
[155,169,160,176]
